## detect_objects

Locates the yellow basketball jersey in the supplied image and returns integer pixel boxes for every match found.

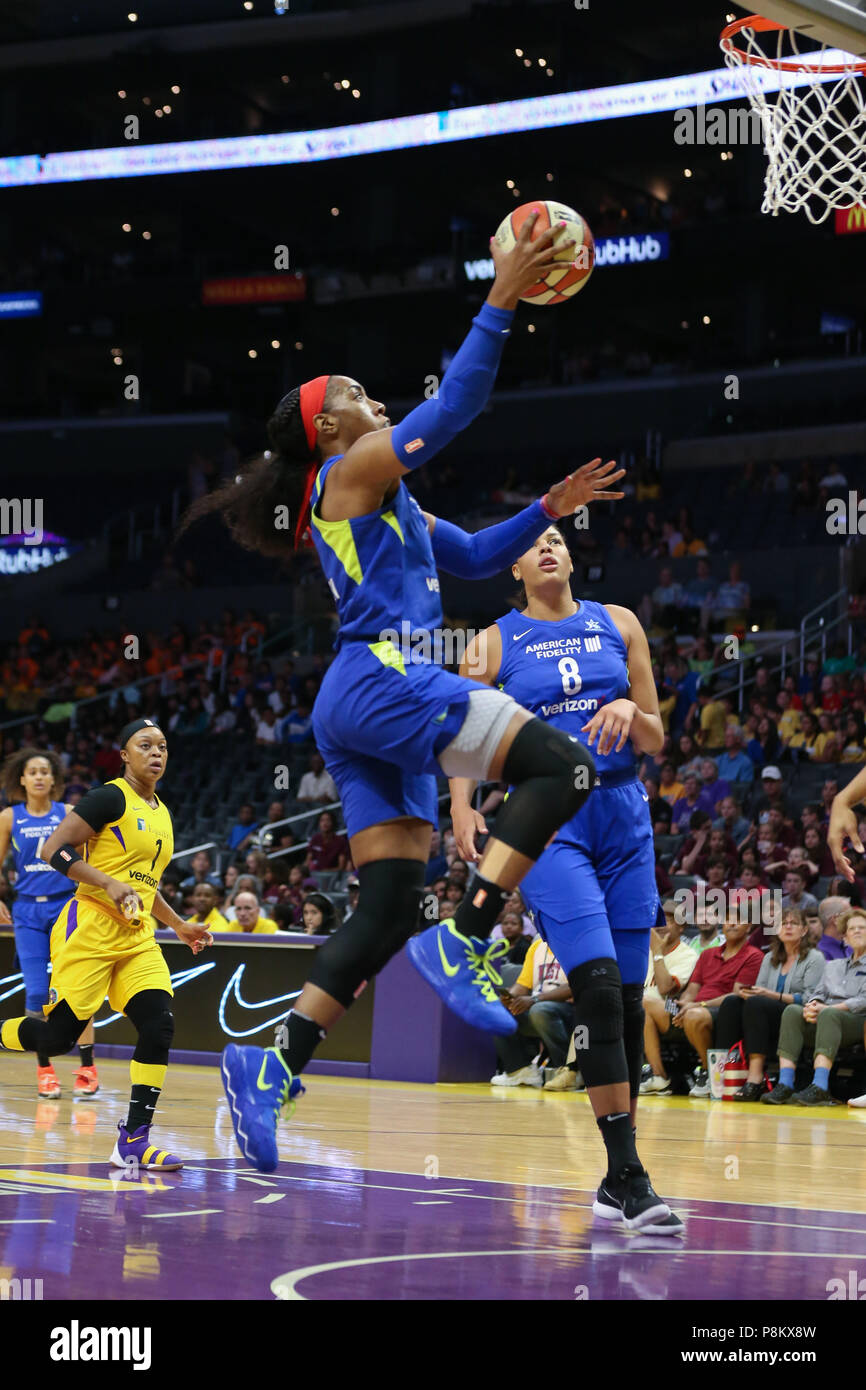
[77,778,174,928]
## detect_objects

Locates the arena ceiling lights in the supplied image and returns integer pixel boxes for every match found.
[0,56,850,189]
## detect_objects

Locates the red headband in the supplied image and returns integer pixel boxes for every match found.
[294,375,330,548]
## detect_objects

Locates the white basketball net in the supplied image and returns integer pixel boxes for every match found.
[721,23,866,224]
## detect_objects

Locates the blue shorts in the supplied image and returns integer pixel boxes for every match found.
[518,779,660,985]
[12,894,71,1012]
[312,642,481,839]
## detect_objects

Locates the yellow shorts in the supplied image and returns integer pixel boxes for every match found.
[48,898,173,1021]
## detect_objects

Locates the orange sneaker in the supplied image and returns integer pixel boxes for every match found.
[73,1065,100,1099]
[36,1064,61,1099]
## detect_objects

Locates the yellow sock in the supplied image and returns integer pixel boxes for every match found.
[1,1018,26,1052]
[130,1060,166,1088]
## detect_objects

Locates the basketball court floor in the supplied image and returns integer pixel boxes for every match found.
[0,1056,863,1301]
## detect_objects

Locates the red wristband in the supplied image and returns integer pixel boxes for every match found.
[540,493,559,520]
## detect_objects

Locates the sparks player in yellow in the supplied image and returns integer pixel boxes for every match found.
[0,718,212,1170]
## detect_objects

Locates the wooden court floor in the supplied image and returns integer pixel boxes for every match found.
[0,1054,864,1300]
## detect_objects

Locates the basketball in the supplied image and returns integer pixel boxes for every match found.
[493,200,595,305]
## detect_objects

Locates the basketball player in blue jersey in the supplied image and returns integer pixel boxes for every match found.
[0,749,99,1099]
[450,523,683,1232]
[182,210,626,1172]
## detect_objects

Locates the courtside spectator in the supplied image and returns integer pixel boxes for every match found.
[491,939,575,1091]
[715,908,824,1100]
[764,909,866,1106]
[814,897,854,961]
[301,892,340,935]
[641,915,699,1094]
[673,916,763,1096]
[213,890,278,934]
[186,882,230,934]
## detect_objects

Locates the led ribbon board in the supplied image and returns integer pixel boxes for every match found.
[0,59,853,189]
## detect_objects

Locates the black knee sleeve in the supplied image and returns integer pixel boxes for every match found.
[567,958,628,1090]
[17,1000,87,1057]
[621,983,645,1100]
[496,719,595,860]
[308,859,426,1008]
[125,990,175,1066]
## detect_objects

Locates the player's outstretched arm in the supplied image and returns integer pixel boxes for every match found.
[425,459,625,579]
[334,211,573,497]
[828,767,866,881]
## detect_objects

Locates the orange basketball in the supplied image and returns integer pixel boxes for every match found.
[493,199,595,305]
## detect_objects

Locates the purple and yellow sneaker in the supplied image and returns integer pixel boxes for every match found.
[406,921,517,1035]
[109,1121,183,1171]
[220,1044,304,1174]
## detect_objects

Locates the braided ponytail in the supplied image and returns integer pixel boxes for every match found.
[177,387,325,559]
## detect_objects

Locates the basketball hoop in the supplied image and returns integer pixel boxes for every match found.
[720,14,866,224]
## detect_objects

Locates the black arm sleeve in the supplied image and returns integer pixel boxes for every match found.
[73,783,127,834]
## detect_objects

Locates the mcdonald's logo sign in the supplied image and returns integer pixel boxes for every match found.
[835,205,866,235]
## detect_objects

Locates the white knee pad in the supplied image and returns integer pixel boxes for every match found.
[437,687,522,779]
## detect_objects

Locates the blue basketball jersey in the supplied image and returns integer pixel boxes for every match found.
[10,801,71,898]
[310,457,443,650]
[495,600,637,777]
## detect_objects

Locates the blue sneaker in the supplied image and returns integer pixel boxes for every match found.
[406,921,517,1035]
[220,1044,304,1174]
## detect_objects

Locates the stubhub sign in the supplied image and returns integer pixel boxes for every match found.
[463,231,669,281]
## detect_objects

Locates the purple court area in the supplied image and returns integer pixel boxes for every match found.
[1,1158,864,1300]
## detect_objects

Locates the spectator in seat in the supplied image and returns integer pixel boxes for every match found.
[186,881,230,934]
[645,777,673,833]
[716,727,755,785]
[672,916,763,1096]
[279,699,314,745]
[223,874,259,920]
[226,803,259,854]
[785,712,820,761]
[714,561,751,625]
[658,761,685,807]
[491,938,576,1091]
[494,907,534,967]
[284,863,318,925]
[296,751,338,809]
[841,713,866,764]
[714,794,751,846]
[671,812,713,873]
[180,849,223,893]
[764,908,866,1105]
[425,828,448,884]
[641,913,699,1094]
[813,896,854,961]
[254,801,288,852]
[301,892,340,935]
[716,907,825,1100]
[671,777,706,834]
[698,758,730,815]
[255,707,279,745]
[305,809,349,877]
[746,716,781,772]
[671,524,708,558]
[774,691,801,747]
[676,732,703,780]
[781,866,819,914]
[213,890,278,934]
[751,766,788,821]
[694,683,728,752]
[650,566,685,630]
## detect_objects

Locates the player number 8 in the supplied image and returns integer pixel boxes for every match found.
[558,656,582,695]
